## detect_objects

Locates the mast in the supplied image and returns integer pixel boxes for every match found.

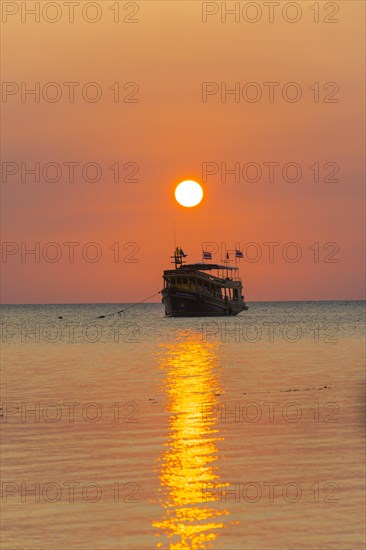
[170,247,187,269]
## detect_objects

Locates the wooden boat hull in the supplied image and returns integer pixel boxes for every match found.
[162,288,247,317]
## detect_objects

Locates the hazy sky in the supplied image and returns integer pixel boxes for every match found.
[1,1,365,303]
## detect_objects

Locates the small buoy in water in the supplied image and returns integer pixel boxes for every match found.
[98,315,105,319]
[58,316,63,319]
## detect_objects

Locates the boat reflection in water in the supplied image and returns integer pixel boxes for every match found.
[153,332,230,549]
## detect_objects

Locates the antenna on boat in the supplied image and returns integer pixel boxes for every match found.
[173,220,177,249]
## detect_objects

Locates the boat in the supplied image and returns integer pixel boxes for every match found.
[161,247,249,317]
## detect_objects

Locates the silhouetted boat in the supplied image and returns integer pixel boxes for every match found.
[161,248,248,317]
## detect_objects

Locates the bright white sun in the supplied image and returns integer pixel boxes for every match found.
[175,180,203,207]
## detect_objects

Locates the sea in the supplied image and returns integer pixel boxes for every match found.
[1,301,365,550]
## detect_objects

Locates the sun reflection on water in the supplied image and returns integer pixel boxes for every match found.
[153,332,230,549]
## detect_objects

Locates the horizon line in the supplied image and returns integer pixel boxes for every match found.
[1,299,365,307]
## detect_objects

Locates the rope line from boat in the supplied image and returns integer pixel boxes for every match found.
[97,291,162,319]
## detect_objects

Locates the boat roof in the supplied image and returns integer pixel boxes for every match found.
[178,263,238,271]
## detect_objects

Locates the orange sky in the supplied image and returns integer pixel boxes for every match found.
[1,1,365,303]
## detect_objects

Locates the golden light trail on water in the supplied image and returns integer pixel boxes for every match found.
[153,332,230,549]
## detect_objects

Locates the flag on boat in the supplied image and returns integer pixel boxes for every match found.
[180,248,187,257]
[235,250,244,258]
[203,251,212,260]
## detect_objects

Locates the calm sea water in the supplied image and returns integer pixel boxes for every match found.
[1,301,365,550]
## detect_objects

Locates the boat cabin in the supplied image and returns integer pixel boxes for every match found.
[163,263,243,302]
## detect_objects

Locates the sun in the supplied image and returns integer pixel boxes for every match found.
[175,180,204,207]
